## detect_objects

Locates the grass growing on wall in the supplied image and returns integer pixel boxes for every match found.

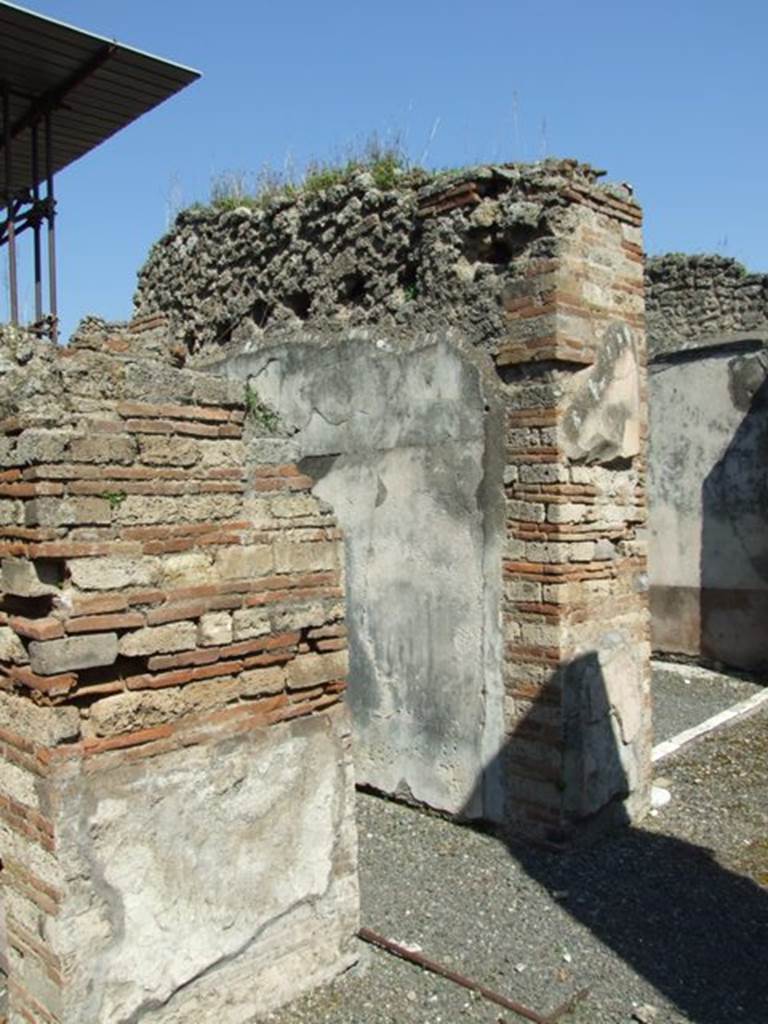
[208,133,428,211]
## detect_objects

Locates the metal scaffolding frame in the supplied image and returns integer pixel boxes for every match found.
[0,1,200,342]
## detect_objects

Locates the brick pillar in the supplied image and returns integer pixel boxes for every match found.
[497,185,651,843]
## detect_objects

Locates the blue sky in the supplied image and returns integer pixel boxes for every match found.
[4,0,767,340]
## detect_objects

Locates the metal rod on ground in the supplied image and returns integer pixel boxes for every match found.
[2,85,19,325]
[31,122,42,325]
[45,110,57,343]
[358,927,585,1024]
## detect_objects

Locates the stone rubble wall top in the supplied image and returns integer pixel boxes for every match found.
[133,159,639,364]
[646,253,768,357]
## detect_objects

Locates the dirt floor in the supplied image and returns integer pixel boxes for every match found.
[268,697,768,1024]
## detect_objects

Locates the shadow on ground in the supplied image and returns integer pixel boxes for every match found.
[467,654,768,1024]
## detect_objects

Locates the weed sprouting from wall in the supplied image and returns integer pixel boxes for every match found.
[244,381,281,433]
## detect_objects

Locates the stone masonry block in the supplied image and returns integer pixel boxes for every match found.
[68,434,137,464]
[570,541,596,562]
[504,579,542,602]
[521,621,561,647]
[178,677,242,716]
[546,502,588,524]
[506,500,546,523]
[239,665,285,697]
[89,690,181,737]
[119,622,197,657]
[524,541,572,563]
[0,499,22,525]
[29,633,118,675]
[0,690,80,746]
[198,611,233,647]
[272,602,340,633]
[115,494,241,525]
[69,556,159,591]
[0,625,28,664]
[519,464,570,483]
[231,607,270,641]
[14,428,70,463]
[139,435,200,466]
[270,494,319,518]
[286,650,347,690]
[215,544,273,579]
[2,556,61,597]
[274,541,337,574]
[198,439,245,468]
[159,551,215,587]
[25,496,112,527]
[0,758,41,808]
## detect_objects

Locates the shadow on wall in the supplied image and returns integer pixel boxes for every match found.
[464,654,768,1024]
[701,370,768,672]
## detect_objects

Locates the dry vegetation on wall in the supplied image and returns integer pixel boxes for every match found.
[206,136,420,211]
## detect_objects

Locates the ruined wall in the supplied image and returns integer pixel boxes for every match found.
[646,254,768,670]
[135,162,612,362]
[0,319,358,1023]
[138,159,652,845]
[646,254,768,356]
[645,251,768,673]
[648,338,768,671]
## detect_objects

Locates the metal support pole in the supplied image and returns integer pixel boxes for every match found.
[31,122,42,325]
[45,110,57,343]
[358,928,589,1024]
[2,85,19,325]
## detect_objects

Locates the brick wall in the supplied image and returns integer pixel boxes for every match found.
[0,318,358,1023]
[497,189,651,842]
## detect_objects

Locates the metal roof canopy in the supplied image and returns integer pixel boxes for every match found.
[0,1,200,341]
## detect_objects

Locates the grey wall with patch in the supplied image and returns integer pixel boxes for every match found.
[217,332,508,820]
[648,336,768,671]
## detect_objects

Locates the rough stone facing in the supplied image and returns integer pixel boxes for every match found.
[646,253,768,355]
[135,160,637,365]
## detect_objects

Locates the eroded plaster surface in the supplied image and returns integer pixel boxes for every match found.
[218,334,507,818]
[51,712,357,1024]
[649,340,768,669]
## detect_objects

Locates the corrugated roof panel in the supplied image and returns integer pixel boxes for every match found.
[0,1,200,208]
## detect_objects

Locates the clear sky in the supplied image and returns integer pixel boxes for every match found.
[3,0,767,340]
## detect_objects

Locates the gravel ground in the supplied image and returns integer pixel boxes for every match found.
[268,705,768,1024]
[651,659,765,744]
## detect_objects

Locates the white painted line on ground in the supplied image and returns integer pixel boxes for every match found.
[652,687,768,763]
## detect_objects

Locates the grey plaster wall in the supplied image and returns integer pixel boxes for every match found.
[45,708,358,1024]
[648,337,768,671]
[217,333,507,820]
